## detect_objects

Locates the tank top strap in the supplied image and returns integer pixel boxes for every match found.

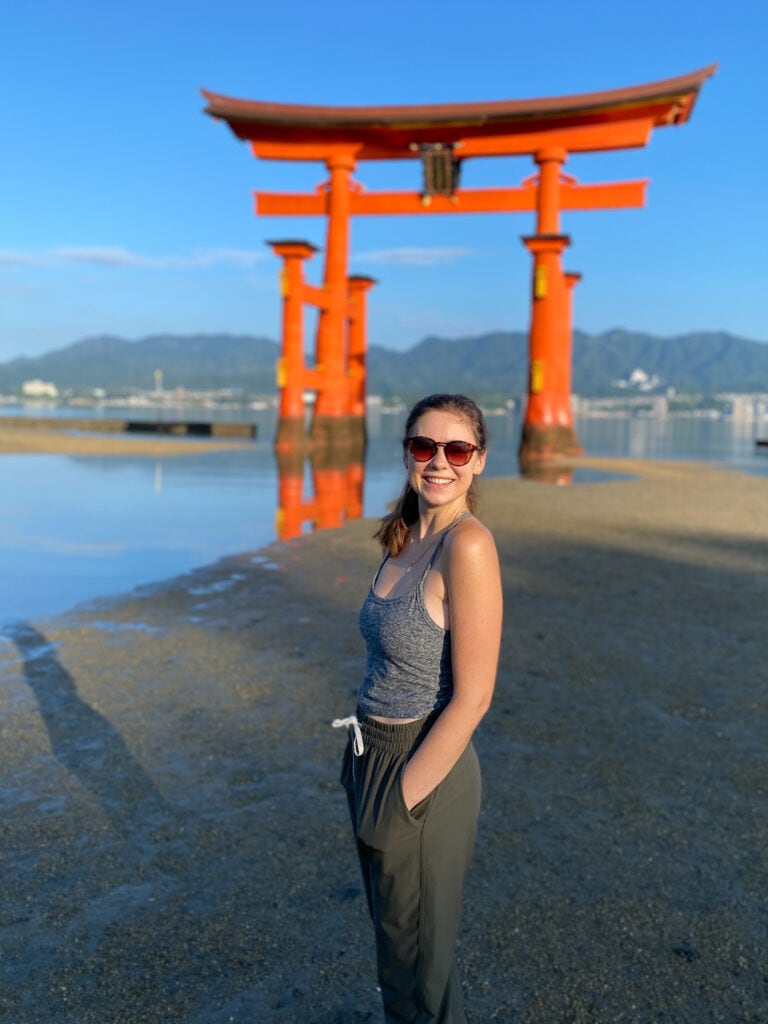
[372,552,391,590]
[419,511,472,581]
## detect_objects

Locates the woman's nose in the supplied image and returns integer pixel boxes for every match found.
[427,446,449,468]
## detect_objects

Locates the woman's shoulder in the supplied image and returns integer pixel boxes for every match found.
[444,514,498,562]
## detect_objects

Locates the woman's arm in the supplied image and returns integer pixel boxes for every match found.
[401,521,503,810]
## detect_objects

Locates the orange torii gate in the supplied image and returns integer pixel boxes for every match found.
[203,65,715,461]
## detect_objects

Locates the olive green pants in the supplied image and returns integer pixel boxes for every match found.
[340,711,481,1024]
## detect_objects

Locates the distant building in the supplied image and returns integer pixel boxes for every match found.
[716,394,768,420]
[651,395,669,418]
[22,378,59,399]
[611,367,663,392]
[730,396,755,421]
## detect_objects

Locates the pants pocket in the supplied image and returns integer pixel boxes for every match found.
[355,757,423,850]
[397,762,438,824]
[406,790,432,822]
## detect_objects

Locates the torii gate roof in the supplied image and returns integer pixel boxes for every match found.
[202,65,716,160]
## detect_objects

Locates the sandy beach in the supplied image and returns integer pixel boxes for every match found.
[1,456,767,1023]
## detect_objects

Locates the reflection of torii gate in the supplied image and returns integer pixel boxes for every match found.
[203,65,715,462]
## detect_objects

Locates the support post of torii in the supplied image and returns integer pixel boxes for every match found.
[347,274,375,419]
[521,233,581,462]
[313,150,357,444]
[268,239,318,449]
[519,145,582,462]
[268,236,375,449]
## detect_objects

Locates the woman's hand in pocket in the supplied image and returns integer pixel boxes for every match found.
[401,762,433,812]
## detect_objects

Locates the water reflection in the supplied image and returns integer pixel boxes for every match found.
[2,406,766,624]
[275,430,366,540]
[519,461,575,486]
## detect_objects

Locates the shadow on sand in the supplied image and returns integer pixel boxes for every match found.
[6,622,167,835]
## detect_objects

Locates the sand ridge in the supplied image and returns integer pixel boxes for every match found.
[0,425,252,456]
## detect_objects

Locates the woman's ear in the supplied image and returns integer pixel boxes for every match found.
[473,450,487,476]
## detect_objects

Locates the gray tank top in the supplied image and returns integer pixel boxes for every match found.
[357,517,467,718]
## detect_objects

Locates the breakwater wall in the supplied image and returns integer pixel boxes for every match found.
[0,415,257,439]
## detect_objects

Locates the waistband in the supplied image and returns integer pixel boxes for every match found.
[355,707,441,753]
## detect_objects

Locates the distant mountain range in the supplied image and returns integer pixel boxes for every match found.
[1,329,766,400]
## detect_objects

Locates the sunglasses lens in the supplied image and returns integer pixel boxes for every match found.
[407,437,478,465]
[445,442,474,466]
[408,437,436,461]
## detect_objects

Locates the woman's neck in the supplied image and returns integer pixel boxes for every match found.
[413,500,469,541]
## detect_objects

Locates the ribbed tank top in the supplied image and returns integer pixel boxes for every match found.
[357,515,468,719]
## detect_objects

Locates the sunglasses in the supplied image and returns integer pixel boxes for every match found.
[405,436,483,467]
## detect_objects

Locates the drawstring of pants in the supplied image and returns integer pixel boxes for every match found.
[332,714,365,756]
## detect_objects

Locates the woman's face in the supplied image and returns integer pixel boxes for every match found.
[404,409,486,511]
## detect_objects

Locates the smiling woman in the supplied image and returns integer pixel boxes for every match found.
[334,393,503,1024]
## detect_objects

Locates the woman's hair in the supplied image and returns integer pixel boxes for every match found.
[374,393,488,556]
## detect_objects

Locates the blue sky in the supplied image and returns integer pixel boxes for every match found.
[2,0,766,360]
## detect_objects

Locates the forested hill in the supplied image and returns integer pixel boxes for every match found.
[1,329,766,399]
[0,334,280,394]
[369,329,768,399]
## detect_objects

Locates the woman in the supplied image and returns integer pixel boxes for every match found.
[334,393,503,1023]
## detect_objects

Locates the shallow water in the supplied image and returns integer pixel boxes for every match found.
[1,406,765,626]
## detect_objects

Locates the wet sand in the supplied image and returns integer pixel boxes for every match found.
[1,458,767,1023]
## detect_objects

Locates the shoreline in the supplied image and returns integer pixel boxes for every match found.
[2,458,767,1022]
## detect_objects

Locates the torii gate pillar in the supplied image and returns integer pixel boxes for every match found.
[347,274,375,419]
[312,151,357,446]
[520,147,583,464]
[520,233,583,462]
[268,239,318,449]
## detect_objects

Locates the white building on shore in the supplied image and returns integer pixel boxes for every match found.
[22,379,59,399]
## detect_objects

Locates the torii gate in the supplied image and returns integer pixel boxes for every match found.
[203,65,715,461]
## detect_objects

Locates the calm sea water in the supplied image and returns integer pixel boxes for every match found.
[1,404,766,626]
